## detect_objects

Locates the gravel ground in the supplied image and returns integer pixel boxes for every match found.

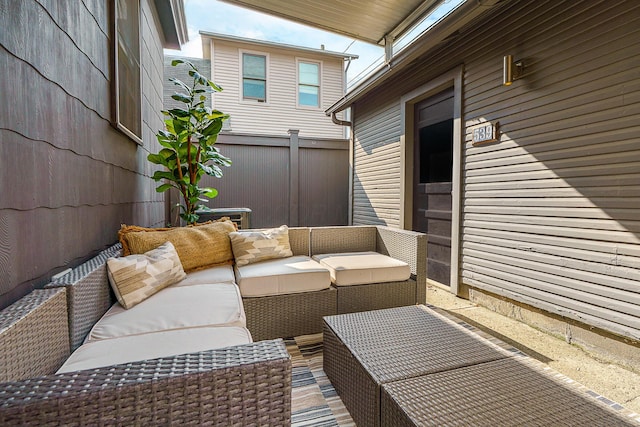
[426,285,640,414]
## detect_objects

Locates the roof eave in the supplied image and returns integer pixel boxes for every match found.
[199,31,359,60]
[155,0,189,49]
[326,0,505,115]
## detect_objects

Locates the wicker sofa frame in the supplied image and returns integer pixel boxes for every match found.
[0,224,425,425]
[244,225,427,341]
[0,251,291,426]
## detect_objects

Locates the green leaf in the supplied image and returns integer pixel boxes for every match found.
[147,153,168,165]
[207,80,223,92]
[167,108,190,118]
[152,170,177,181]
[189,70,208,86]
[155,183,173,193]
[201,119,222,137]
[200,187,219,198]
[171,93,192,103]
[199,163,224,178]
[169,77,191,92]
[171,59,185,66]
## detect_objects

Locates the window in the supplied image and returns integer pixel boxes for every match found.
[298,61,320,107]
[114,0,142,143]
[242,53,266,101]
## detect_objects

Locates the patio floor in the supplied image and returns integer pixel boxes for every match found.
[426,284,640,415]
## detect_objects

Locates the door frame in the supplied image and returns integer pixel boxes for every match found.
[399,66,464,295]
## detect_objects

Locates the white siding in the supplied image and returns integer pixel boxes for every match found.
[208,38,346,138]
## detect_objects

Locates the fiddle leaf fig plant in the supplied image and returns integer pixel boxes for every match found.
[148,59,231,225]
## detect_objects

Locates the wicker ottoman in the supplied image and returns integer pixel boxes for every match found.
[322,305,511,427]
[381,357,636,426]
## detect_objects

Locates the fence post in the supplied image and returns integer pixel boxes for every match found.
[288,129,299,226]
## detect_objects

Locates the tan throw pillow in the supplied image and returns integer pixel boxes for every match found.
[118,220,236,272]
[230,225,293,267]
[106,241,186,309]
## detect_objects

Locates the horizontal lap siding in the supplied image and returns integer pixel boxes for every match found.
[210,40,345,138]
[352,101,402,227]
[461,0,640,339]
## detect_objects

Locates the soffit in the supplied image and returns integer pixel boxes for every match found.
[218,0,442,45]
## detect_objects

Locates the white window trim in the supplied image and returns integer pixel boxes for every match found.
[239,49,270,105]
[113,0,142,144]
[296,58,322,110]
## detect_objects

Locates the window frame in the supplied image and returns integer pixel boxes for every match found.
[112,0,143,144]
[296,58,322,109]
[240,50,269,104]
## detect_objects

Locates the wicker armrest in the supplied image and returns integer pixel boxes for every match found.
[0,288,70,382]
[0,339,292,426]
[375,226,427,303]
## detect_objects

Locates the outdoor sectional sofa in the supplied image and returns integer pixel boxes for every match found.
[0,224,426,426]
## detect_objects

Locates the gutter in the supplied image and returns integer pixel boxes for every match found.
[333,56,354,127]
[325,0,504,115]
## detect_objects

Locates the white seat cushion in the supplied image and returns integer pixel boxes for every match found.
[235,255,331,297]
[312,251,410,286]
[57,326,252,373]
[85,283,246,342]
[175,264,236,287]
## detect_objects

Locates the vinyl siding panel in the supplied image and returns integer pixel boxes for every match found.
[0,0,167,308]
[348,0,640,339]
[209,39,346,138]
[352,101,403,227]
[460,0,640,339]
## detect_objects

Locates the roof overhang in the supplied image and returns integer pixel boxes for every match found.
[154,0,189,49]
[218,0,443,46]
[326,0,505,114]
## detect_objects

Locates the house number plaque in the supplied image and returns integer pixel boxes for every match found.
[472,122,499,145]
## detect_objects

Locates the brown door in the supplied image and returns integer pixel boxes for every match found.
[413,89,454,286]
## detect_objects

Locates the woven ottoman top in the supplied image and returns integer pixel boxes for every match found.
[323,305,511,383]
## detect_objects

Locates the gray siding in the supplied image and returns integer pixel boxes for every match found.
[352,101,403,227]
[461,0,640,339]
[0,0,168,308]
[350,0,640,339]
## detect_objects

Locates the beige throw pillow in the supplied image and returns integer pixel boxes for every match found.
[106,241,186,309]
[230,225,293,267]
[118,220,236,272]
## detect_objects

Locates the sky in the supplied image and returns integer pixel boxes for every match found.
[164,0,463,87]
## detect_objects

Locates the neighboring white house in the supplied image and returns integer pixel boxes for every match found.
[199,31,357,138]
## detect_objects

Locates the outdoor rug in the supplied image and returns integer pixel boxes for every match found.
[286,333,355,426]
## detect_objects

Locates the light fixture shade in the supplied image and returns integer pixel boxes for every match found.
[503,55,514,86]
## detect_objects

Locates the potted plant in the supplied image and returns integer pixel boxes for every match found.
[148,59,231,225]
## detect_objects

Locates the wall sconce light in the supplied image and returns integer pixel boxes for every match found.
[503,55,524,86]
